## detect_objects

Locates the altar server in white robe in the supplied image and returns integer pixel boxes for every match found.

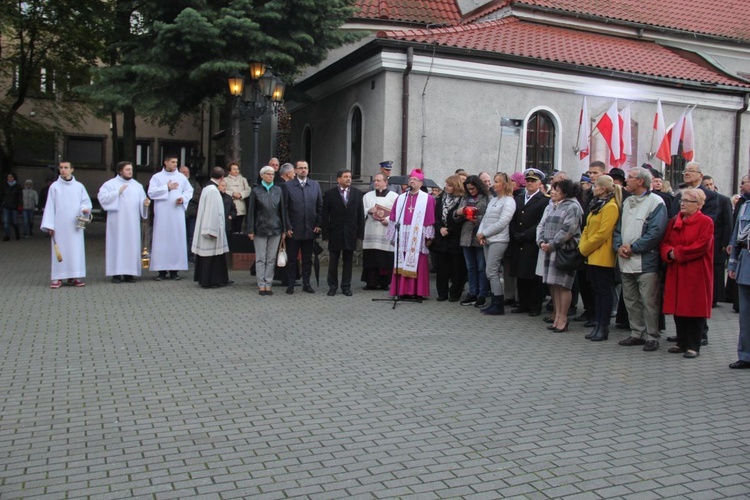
[41,161,92,288]
[147,155,193,280]
[98,161,150,283]
[192,167,231,288]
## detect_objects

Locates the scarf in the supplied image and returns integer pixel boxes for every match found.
[589,193,614,215]
[441,193,460,225]
[394,191,428,278]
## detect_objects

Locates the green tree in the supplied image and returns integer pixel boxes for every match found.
[0,0,108,176]
[84,0,361,170]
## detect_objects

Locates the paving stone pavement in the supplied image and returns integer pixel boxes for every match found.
[1,221,750,499]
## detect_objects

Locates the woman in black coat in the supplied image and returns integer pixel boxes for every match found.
[431,175,467,301]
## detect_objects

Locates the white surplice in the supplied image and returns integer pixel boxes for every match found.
[40,176,92,280]
[98,176,149,276]
[362,189,398,252]
[191,182,229,257]
[147,168,194,271]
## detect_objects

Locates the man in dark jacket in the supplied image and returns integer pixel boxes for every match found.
[322,169,364,296]
[509,168,548,316]
[180,166,202,263]
[2,173,22,241]
[282,161,322,294]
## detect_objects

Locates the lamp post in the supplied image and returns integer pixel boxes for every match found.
[228,62,286,182]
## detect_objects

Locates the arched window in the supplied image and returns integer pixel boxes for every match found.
[302,125,312,171]
[349,106,362,177]
[525,111,556,176]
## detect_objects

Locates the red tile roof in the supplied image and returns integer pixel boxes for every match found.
[378,18,750,88]
[463,0,750,42]
[353,0,461,25]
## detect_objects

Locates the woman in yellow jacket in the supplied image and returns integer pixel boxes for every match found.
[578,175,621,341]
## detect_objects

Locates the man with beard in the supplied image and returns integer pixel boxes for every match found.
[41,162,92,288]
[148,155,194,281]
[98,161,150,283]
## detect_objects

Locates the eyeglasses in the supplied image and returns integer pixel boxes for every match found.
[679,199,698,204]
[682,170,700,175]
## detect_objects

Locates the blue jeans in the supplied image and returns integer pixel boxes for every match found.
[22,209,34,236]
[463,246,488,297]
[2,208,19,238]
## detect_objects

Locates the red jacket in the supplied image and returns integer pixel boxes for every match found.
[660,212,714,318]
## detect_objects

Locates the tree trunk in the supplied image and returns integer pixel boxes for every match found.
[123,106,137,177]
[111,112,119,172]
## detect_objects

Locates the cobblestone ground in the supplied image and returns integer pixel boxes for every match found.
[1,221,749,499]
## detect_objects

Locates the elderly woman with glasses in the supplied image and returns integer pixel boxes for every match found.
[660,187,714,358]
[247,166,288,295]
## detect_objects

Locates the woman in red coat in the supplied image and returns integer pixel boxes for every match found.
[660,188,714,358]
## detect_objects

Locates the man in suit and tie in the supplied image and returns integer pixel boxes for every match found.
[282,161,322,294]
[509,168,549,316]
[322,169,364,296]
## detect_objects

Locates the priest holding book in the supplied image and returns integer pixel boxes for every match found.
[387,169,436,300]
[362,173,398,290]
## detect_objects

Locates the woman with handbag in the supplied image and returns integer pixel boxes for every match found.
[578,175,620,341]
[247,166,288,296]
[536,179,583,332]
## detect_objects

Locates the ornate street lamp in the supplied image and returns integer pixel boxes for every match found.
[228,62,286,181]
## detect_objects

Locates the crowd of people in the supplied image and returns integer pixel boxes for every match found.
[9,155,750,369]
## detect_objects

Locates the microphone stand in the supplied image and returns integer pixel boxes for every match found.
[373,190,418,309]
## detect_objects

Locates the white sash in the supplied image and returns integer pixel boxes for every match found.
[394,191,427,278]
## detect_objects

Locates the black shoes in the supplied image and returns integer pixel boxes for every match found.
[302,284,315,293]
[590,325,609,342]
[729,360,750,369]
[286,287,294,295]
[643,340,659,352]
[342,289,352,296]
[551,321,569,333]
[666,336,678,342]
[511,307,529,314]
[618,337,647,346]
[460,295,477,306]
[474,296,487,308]
[683,350,699,358]
[436,295,449,302]
[327,288,337,296]
[112,275,123,284]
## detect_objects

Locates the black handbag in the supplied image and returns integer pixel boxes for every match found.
[555,239,584,272]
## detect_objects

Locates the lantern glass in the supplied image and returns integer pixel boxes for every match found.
[228,76,244,97]
[249,62,266,80]
[272,81,286,103]
[258,71,276,97]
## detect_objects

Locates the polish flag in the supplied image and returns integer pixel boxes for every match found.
[596,99,622,167]
[654,100,671,165]
[577,96,590,160]
[620,103,632,158]
[682,108,695,161]
[670,108,687,159]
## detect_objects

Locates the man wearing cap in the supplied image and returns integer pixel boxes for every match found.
[388,168,436,300]
[372,161,400,194]
[509,168,548,316]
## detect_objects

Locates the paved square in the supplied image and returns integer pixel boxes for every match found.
[1,222,749,499]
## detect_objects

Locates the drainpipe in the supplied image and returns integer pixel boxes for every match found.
[733,93,750,193]
[401,47,413,175]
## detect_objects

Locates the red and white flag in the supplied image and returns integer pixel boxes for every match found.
[670,107,687,159]
[682,107,695,161]
[596,99,622,167]
[620,103,632,158]
[577,96,590,160]
[654,99,671,165]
